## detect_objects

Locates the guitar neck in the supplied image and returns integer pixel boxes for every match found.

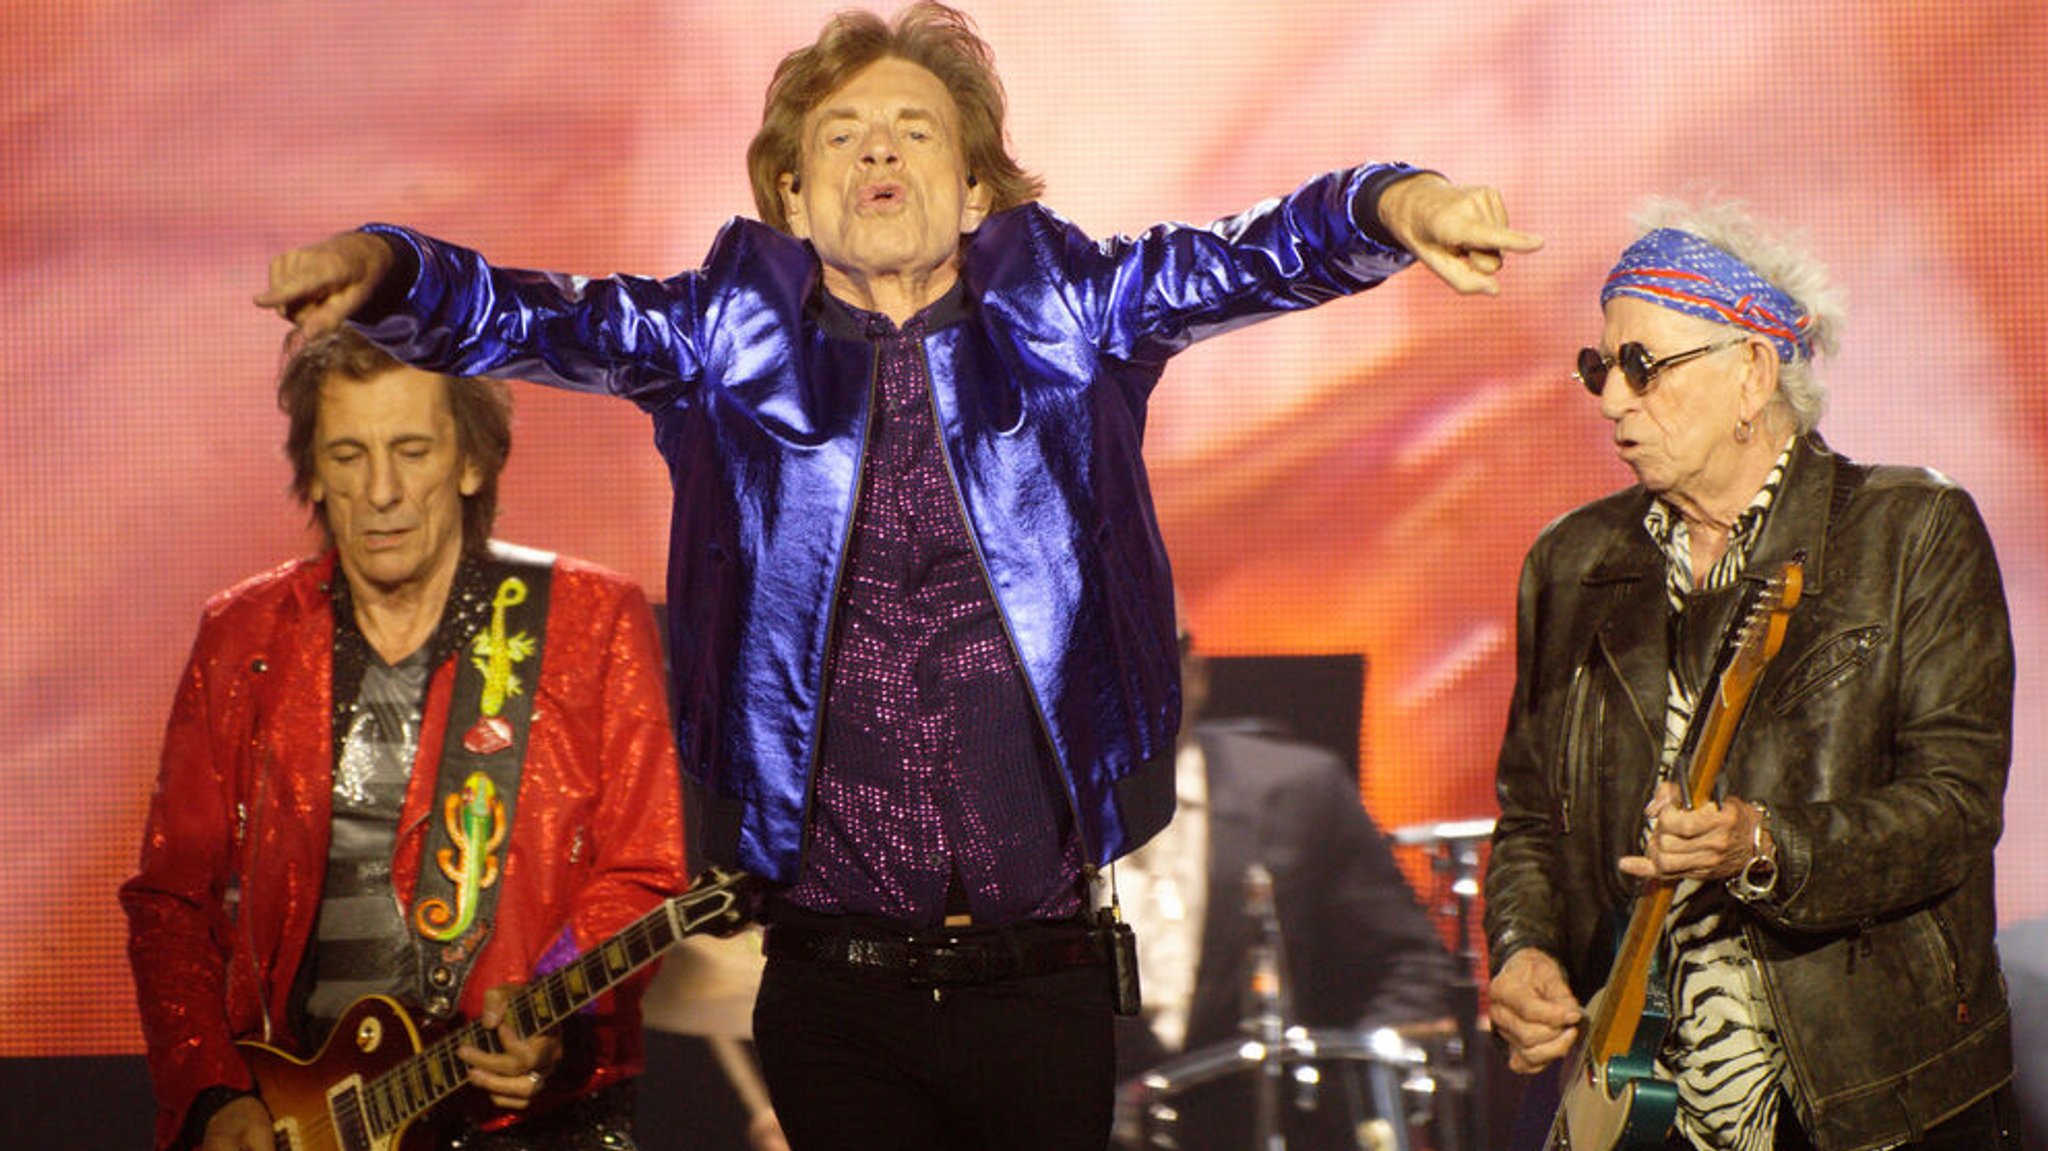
[364,874,744,1138]
[1581,879,1677,1064]
[1546,562,1802,1151]
[1582,566,1798,1064]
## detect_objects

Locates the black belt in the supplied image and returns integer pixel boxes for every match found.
[765,918,1105,987]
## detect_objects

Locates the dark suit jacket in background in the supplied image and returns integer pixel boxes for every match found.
[1115,722,1456,1081]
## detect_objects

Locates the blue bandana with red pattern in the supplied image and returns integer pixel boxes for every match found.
[1603,227,1812,362]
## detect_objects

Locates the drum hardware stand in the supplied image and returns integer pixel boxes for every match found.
[1242,863,1290,1151]
[1121,860,1436,1151]
[1236,863,1418,1151]
[1392,818,1497,1151]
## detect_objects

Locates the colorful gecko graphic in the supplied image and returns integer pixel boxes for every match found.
[413,771,507,942]
[471,576,535,718]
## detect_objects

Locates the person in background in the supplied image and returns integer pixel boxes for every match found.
[122,329,688,1151]
[1114,622,1458,1150]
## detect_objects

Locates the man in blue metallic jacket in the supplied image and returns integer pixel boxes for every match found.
[259,5,1541,1148]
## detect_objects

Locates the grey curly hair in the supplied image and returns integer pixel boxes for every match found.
[1631,196,1846,433]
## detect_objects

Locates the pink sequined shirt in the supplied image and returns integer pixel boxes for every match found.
[779,292,1084,926]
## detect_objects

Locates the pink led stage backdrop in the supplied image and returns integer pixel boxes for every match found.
[3,2,2043,1055]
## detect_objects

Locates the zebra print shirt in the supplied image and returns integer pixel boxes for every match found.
[1645,440,1793,1151]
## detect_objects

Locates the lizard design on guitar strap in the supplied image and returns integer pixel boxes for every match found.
[412,773,506,943]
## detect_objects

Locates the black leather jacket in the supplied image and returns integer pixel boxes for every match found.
[1485,435,2014,1151]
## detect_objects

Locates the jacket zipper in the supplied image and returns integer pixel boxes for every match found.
[1557,663,1589,836]
[794,347,882,877]
[913,342,1091,865]
[1930,909,1971,1024]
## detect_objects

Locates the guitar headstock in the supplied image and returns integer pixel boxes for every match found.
[667,866,762,939]
[1726,557,1805,691]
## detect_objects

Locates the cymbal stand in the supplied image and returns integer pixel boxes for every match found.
[1405,824,1492,1151]
[1242,862,1290,1151]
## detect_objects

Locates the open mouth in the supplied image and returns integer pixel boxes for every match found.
[858,182,905,208]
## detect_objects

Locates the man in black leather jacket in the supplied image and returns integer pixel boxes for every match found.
[1484,199,2019,1151]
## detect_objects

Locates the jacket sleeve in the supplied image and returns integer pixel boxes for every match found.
[349,223,714,408]
[1754,483,2014,930]
[547,578,690,964]
[1057,164,1421,368]
[1295,765,1459,1026]
[119,624,260,1150]
[1482,537,1570,974]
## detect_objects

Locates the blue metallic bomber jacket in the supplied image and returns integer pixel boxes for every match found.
[356,164,1418,884]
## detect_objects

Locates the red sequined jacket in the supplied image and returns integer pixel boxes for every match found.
[121,548,688,1149]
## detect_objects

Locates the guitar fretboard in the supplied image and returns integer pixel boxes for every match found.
[355,875,741,1137]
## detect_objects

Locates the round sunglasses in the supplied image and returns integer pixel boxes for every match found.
[1575,336,1746,396]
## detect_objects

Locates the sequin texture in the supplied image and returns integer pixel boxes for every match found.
[782,298,1082,926]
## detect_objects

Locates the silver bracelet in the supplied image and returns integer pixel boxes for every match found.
[1727,799,1779,902]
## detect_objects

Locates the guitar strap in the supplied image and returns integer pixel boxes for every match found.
[410,542,557,1020]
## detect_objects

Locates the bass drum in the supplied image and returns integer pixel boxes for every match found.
[1113,1027,1439,1151]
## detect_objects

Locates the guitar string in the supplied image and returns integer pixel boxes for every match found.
[366,913,669,1129]
[351,885,738,1134]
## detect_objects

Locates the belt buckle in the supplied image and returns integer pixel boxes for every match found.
[907,939,963,986]
[843,937,890,971]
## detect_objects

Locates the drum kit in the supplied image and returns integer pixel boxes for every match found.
[1115,817,1498,1151]
[640,816,1499,1151]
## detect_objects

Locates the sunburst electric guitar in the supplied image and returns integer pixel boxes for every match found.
[1545,559,1803,1151]
[238,867,755,1151]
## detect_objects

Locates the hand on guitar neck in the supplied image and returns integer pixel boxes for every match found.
[199,980,557,1151]
[456,982,562,1109]
[1619,781,1774,884]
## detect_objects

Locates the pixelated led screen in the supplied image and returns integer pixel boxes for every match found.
[4,2,2043,1055]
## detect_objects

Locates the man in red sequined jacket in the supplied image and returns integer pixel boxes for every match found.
[122,331,688,1151]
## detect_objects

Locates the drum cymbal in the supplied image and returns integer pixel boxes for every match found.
[1388,817,1496,847]
[639,926,766,1039]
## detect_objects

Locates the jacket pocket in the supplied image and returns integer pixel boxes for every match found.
[1924,908,1973,1024]
[1555,663,1601,837]
[1769,624,1885,714]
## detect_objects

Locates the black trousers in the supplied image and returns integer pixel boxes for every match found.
[753,953,1117,1151]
